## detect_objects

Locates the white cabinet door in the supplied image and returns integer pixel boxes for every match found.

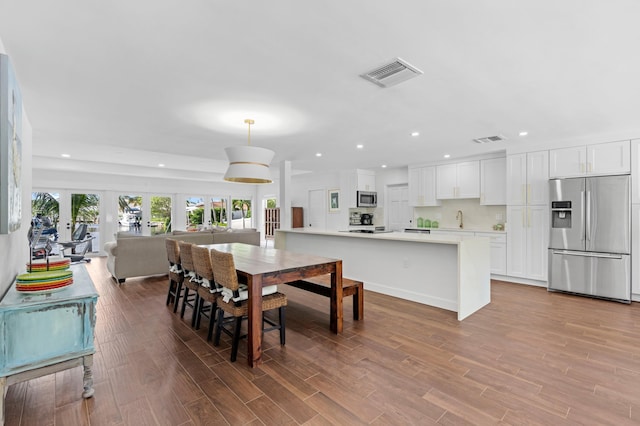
[436,164,457,199]
[436,161,479,199]
[527,151,549,206]
[549,146,585,178]
[587,140,630,175]
[476,232,507,275]
[408,166,440,206]
[457,161,480,198]
[506,205,526,277]
[480,157,506,205]
[358,171,376,191]
[506,154,527,205]
[633,205,640,296]
[506,205,548,280]
[526,205,548,281]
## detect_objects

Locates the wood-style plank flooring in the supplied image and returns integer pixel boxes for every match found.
[5,257,640,425]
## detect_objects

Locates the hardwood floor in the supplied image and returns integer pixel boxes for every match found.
[5,257,640,425]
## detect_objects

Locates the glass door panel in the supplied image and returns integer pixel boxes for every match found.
[210,197,228,228]
[231,198,253,229]
[150,195,172,235]
[70,192,100,254]
[186,196,204,230]
[118,195,143,234]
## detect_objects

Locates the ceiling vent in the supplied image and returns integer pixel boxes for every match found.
[361,58,423,88]
[473,135,507,144]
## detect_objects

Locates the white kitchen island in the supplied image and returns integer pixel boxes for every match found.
[275,229,490,320]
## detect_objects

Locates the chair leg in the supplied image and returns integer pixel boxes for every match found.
[279,307,286,345]
[207,305,217,342]
[191,293,200,328]
[195,297,205,329]
[172,281,183,313]
[353,285,364,320]
[214,309,225,346]
[180,287,190,318]
[166,279,176,306]
[230,316,243,362]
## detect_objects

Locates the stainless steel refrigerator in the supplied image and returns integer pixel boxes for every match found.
[548,175,631,302]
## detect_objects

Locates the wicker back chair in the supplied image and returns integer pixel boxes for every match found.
[165,238,184,313]
[192,245,219,341]
[210,248,287,362]
[177,241,200,328]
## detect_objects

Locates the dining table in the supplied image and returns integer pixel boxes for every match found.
[201,243,343,367]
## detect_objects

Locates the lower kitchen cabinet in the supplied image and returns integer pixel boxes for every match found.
[476,232,507,275]
[506,205,548,281]
[431,230,506,275]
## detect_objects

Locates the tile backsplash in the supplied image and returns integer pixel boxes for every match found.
[414,199,506,230]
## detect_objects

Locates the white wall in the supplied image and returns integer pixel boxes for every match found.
[0,41,32,297]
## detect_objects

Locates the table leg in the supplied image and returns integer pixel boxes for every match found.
[82,355,95,398]
[247,274,264,367]
[0,376,6,425]
[330,260,344,334]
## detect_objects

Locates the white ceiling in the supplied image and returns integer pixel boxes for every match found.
[2,0,640,182]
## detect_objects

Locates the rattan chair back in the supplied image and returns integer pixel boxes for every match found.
[210,248,239,292]
[178,242,195,273]
[165,238,180,265]
[192,245,214,282]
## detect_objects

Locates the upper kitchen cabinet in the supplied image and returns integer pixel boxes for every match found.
[480,157,506,205]
[436,161,480,199]
[343,169,376,208]
[506,151,549,206]
[549,140,630,178]
[408,166,440,206]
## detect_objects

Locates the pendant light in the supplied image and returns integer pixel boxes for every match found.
[223,119,274,184]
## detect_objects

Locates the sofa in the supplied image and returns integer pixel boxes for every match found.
[103,229,260,283]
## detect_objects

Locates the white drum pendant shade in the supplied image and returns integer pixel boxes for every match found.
[223,145,274,183]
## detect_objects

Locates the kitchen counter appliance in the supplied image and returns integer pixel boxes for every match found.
[548,175,630,302]
[360,213,373,225]
[349,226,391,234]
[357,191,377,208]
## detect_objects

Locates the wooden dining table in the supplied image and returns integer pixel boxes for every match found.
[201,243,343,367]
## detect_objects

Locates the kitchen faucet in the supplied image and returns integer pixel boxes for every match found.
[456,210,463,228]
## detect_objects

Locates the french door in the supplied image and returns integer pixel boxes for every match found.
[31,189,102,255]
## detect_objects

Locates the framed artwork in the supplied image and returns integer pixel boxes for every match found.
[328,189,340,213]
[0,54,22,234]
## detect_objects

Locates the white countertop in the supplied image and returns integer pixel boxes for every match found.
[406,227,506,234]
[277,228,472,244]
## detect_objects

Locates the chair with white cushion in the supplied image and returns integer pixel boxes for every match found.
[210,247,287,362]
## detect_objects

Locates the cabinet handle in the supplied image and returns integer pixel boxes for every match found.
[521,184,526,204]
[527,184,531,203]
[528,208,531,228]
[580,163,585,173]
[587,162,592,173]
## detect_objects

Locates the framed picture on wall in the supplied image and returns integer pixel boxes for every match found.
[328,189,340,213]
[0,54,23,234]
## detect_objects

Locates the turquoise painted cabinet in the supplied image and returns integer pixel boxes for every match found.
[0,265,98,424]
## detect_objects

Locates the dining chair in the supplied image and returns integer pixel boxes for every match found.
[165,238,184,312]
[191,245,219,341]
[177,241,200,328]
[210,248,287,362]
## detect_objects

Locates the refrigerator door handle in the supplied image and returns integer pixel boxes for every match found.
[552,250,623,260]
[585,190,591,243]
[580,190,585,243]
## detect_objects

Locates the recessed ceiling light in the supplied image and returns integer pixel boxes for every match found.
[315,152,322,157]
[411,132,420,137]
[158,163,165,167]
[381,164,387,168]
[356,144,364,149]
[519,131,528,136]
[61,154,70,158]
[443,154,450,159]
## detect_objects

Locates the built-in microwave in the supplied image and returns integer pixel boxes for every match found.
[357,191,377,207]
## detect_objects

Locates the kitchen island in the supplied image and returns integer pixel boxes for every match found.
[275,229,490,320]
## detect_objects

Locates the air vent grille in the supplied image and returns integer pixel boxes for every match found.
[361,58,423,88]
[473,135,507,144]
